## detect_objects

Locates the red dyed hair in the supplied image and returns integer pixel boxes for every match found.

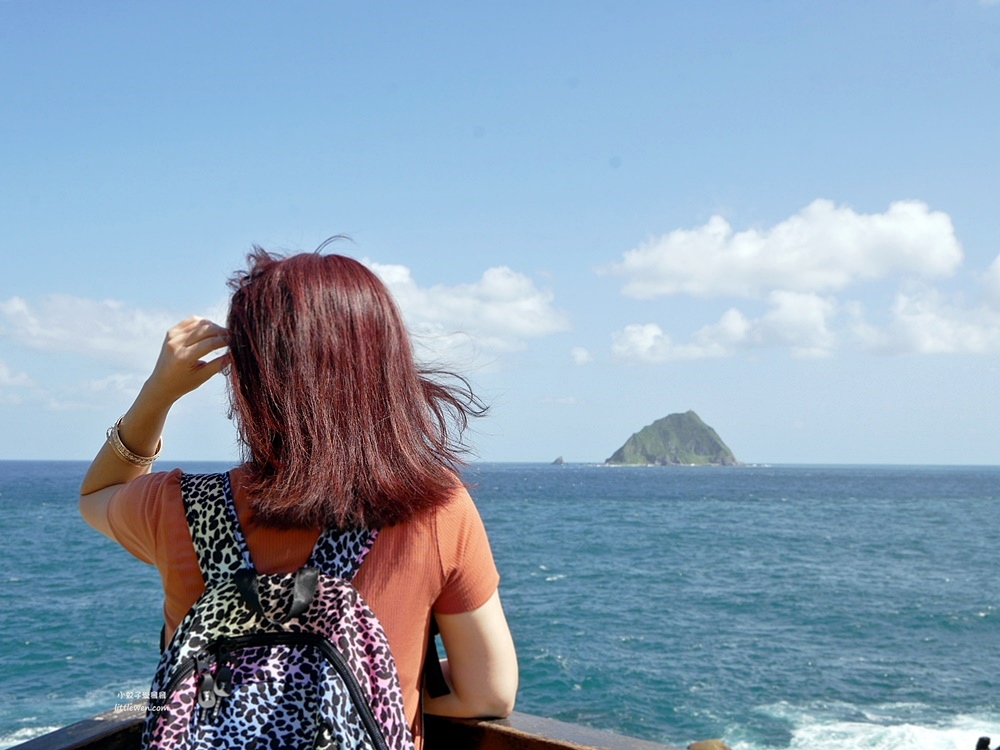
[226,245,486,529]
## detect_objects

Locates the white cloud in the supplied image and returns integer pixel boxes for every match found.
[612,323,728,362]
[0,296,228,412]
[611,323,669,362]
[0,361,34,404]
[610,200,962,299]
[981,254,1000,307]
[83,372,146,397]
[0,263,569,403]
[612,292,839,362]
[861,285,1000,355]
[615,279,1000,362]
[0,295,174,370]
[570,347,593,365]
[756,291,838,358]
[367,262,571,361]
[691,308,753,354]
[542,396,580,405]
[0,361,33,388]
[39,372,150,412]
[604,200,1000,362]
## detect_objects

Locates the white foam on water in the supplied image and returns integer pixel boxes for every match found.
[731,704,1000,750]
[0,725,62,750]
[787,718,995,750]
[0,679,154,750]
[66,679,151,714]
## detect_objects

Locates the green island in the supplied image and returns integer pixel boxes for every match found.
[605,410,738,466]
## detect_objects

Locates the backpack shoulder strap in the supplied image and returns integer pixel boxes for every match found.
[307,526,379,581]
[181,472,254,584]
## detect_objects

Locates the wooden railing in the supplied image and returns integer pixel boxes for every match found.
[11,706,683,750]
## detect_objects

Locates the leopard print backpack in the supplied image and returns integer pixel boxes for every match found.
[142,472,414,750]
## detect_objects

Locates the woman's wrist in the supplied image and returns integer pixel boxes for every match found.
[115,389,172,456]
[106,416,162,466]
[80,396,172,495]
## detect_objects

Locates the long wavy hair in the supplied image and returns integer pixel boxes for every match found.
[226,245,486,529]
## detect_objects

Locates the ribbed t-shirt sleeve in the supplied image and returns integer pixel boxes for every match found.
[106,469,183,566]
[432,487,500,615]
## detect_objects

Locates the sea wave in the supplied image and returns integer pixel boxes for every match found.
[0,725,63,750]
[725,702,1000,750]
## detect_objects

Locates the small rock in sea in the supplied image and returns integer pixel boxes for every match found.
[688,741,731,750]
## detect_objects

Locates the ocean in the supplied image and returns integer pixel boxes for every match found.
[1,461,999,750]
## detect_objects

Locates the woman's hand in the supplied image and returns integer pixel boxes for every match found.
[80,317,229,533]
[143,317,230,408]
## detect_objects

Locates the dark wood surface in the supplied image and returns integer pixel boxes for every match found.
[11,707,682,750]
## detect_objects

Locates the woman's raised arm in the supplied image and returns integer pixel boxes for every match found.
[79,317,229,536]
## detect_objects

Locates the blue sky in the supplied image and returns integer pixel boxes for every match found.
[3,1,1000,464]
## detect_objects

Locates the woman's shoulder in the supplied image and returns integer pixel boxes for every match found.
[408,481,480,529]
[106,467,188,563]
[112,466,184,506]
[377,482,490,566]
[112,465,244,526]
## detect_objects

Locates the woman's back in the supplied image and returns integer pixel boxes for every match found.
[105,466,501,743]
[79,246,518,749]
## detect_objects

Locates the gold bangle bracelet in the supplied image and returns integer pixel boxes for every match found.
[106,417,162,467]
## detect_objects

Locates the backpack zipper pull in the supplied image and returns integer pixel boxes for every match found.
[195,653,218,710]
[213,646,233,700]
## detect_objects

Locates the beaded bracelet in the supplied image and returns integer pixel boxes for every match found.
[106,417,162,467]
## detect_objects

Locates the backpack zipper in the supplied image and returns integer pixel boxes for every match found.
[154,632,390,750]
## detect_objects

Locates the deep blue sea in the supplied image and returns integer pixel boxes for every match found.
[2,461,999,750]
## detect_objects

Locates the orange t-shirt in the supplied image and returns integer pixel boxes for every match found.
[106,466,500,746]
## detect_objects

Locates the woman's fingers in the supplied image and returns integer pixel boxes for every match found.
[193,349,232,381]
[169,318,228,361]
[203,350,232,375]
[185,332,229,363]
[148,317,230,401]
[172,317,225,348]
